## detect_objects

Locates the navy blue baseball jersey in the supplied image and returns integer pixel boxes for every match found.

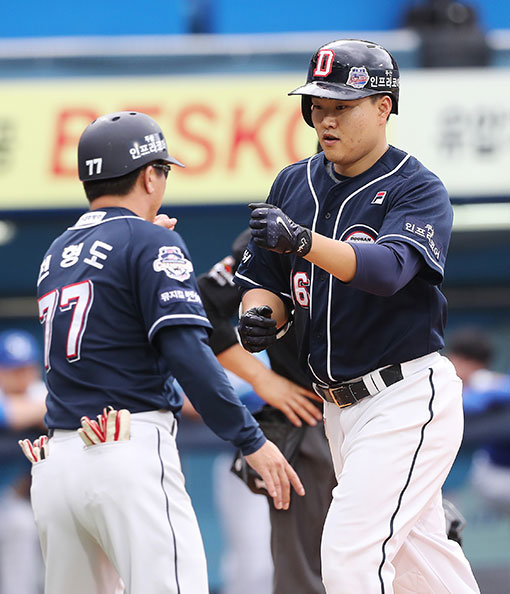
[235,146,452,384]
[36,207,212,428]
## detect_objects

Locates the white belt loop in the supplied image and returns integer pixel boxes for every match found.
[363,373,380,396]
[369,369,387,393]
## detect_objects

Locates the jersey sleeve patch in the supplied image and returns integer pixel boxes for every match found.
[159,288,202,306]
[153,246,194,282]
[403,218,442,261]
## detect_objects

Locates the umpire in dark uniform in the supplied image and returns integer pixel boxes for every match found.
[197,229,335,594]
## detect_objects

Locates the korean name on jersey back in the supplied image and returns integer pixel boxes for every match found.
[37,207,211,429]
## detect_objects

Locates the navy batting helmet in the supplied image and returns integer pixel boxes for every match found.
[78,111,185,182]
[289,39,400,127]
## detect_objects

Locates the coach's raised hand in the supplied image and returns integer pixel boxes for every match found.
[245,440,305,510]
[248,203,312,256]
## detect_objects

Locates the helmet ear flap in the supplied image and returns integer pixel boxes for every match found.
[302,96,314,128]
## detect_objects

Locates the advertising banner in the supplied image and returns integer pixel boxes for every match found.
[0,69,508,209]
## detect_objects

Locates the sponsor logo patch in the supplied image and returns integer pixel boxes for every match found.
[404,219,441,260]
[129,133,167,160]
[340,225,377,244]
[153,246,193,281]
[346,66,369,89]
[344,231,376,243]
[159,289,202,306]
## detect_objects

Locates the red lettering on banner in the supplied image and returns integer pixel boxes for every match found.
[176,105,216,174]
[285,108,307,164]
[313,49,335,77]
[52,109,98,177]
[228,104,277,170]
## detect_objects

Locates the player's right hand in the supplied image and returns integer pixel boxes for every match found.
[153,214,178,230]
[238,305,278,353]
[251,369,323,427]
[245,440,305,510]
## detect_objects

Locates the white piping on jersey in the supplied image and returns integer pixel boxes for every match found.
[234,272,261,287]
[68,215,143,230]
[325,153,412,382]
[307,354,325,383]
[306,155,321,320]
[148,314,210,340]
[305,155,323,384]
[234,272,292,300]
[376,233,444,275]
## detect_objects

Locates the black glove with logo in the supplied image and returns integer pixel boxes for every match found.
[248,203,312,256]
[238,305,278,353]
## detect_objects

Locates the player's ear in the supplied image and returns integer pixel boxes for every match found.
[377,95,392,123]
[142,164,156,195]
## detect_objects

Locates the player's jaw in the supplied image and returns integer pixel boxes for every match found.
[312,96,388,177]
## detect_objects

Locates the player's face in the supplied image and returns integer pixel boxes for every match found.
[311,95,390,177]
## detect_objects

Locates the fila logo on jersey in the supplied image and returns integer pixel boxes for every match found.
[313,49,335,77]
[153,246,193,282]
[371,191,387,205]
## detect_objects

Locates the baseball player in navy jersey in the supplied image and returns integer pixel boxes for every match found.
[235,40,480,593]
[27,111,304,594]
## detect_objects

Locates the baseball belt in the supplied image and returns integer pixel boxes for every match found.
[313,363,403,408]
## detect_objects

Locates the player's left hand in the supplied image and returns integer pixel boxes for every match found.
[245,440,305,510]
[248,203,312,256]
[154,214,178,230]
[238,305,278,353]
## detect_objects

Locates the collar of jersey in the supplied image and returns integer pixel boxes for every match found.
[69,207,143,229]
[322,145,404,185]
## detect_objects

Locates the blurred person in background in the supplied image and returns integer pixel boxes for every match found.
[197,229,334,594]
[179,357,274,594]
[447,327,510,513]
[0,329,46,594]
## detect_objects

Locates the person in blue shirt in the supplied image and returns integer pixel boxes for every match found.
[235,39,479,593]
[0,330,46,594]
[29,111,303,594]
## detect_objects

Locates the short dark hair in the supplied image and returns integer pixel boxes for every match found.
[83,161,166,203]
[447,328,493,365]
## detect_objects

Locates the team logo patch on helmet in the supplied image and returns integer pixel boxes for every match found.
[346,67,369,89]
[153,246,193,282]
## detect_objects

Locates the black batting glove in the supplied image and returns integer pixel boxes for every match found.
[238,305,278,353]
[248,203,312,256]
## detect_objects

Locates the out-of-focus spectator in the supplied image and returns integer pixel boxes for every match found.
[178,358,273,594]
[447,327,510,514]
[0,329,46,594]
[403,0,490,68]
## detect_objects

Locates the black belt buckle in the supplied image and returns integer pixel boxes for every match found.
[314,381,367,408]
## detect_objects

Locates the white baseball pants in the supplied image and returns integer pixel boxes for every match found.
[30,410,209,594]
[321,353,480,594]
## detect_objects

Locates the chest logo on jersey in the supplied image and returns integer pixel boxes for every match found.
[340,225,377,244]
[371,191,387,205]
[153,246,193,282]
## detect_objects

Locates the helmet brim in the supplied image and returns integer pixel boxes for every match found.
[164,154,186,168]
[289,81,379,101]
